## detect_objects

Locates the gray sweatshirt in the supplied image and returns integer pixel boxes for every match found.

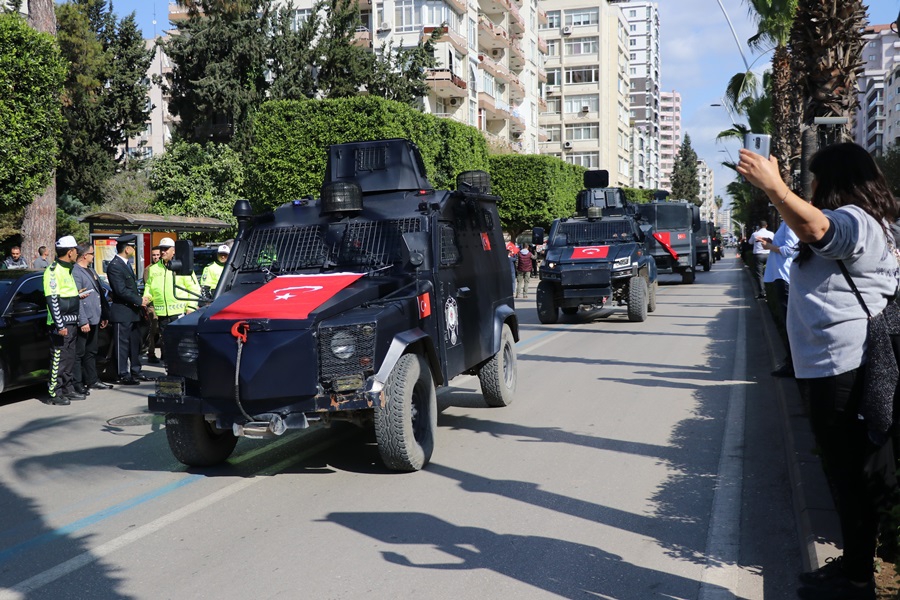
[788,205,900,379]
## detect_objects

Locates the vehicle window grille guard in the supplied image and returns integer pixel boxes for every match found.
[558,221,634,245]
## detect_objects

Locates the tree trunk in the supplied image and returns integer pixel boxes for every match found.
[770,45,794,188]
[21,0,58,263]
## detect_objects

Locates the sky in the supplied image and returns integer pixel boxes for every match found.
[103,0,900,202]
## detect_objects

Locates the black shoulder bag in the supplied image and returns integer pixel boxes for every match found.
[837,260,900,443]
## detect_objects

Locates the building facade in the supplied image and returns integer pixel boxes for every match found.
[855,23,899,154]
[118,39,174,161]
[658,89,681,191]
[537,0,632,186]
[697,159,715,224]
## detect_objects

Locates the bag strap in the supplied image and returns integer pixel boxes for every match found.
[837,259,872,319]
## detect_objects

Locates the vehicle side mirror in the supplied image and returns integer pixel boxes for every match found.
[691,206,701,232]
[532,227,544,246]
[401,232,432,270]
[9,301,41,316]
[169,239,195,276]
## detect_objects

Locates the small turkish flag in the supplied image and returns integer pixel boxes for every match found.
[677,233,687,240]
[481,232,491,251]
[570,246,610,259]
[417,292,431,319]
[211,273,364,321]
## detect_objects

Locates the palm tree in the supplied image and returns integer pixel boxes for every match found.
[743,0,798,184]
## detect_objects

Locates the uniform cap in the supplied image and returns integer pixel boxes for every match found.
[158,237,176,248]
[117,234,137,246]
[56,235,78,249]
[217,244,231,254]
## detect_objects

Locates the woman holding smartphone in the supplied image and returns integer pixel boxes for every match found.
[738,142,898,600]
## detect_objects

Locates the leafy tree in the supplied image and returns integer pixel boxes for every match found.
[669,134,700,205]
[368,28,442,107]
[162,1,271,144]
[314,0,373,98]
[267,2,321,101]
[147,141,241,229]
[99,167,156,213]
[0,11,65,211]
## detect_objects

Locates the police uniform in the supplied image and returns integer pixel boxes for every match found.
[200,244,230,295]
[143,238,200,360]
[44,237,81,403]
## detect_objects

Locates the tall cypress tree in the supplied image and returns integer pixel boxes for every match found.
[670,134,700,205]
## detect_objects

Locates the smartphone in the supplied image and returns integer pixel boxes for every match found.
[744,133,772,158]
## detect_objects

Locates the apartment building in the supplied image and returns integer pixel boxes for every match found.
[610,0,660,190]
[855,23,899,154]
[119,39,174,161]
[537,1,632,186]
[697,159,715,223]
[658,90,681,191]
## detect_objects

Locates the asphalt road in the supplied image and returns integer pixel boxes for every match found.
[0,257,801,599]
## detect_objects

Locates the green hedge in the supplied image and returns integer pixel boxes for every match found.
[488,154,584,238]
[245,96,489,211]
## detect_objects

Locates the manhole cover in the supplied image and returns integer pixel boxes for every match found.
[107,413,165,428]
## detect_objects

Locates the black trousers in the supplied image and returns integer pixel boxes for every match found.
[753,253,768,296]
[157,315,180,359]
[74,324,100,386]
[807,370,897,581]
[48,325,77,396]
[114,321,142,378]
[773,278,791,365]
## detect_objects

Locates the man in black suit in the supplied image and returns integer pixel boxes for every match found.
[107,234,151,385]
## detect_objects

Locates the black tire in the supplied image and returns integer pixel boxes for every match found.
[703,258,711,272]
[648,279,657,313]
[478,324,517,407]
[562,307,579,315]
[681,269,695,284]
[627,277,649,322]
[536,281,559,324]
[374,353,437,471]
[165,413,238,467]
[0,358,6,394]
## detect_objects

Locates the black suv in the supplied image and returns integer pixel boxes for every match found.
[636,200,701,284]
[534,170,658,324]
[150,139,518,472]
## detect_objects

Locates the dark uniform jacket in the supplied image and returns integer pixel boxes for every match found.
[107,255,143,323]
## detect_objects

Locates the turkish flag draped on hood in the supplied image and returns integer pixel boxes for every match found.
[211,273,365,321]
[570,246,610,259]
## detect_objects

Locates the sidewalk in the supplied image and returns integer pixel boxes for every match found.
[754,269,841,572]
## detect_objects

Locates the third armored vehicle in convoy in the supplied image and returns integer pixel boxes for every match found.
[636,200,702,284]
[534,170,657,324]
[150,138,518,472]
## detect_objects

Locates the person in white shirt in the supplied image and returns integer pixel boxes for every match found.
[762,221,799,377]
[749,221,774,299]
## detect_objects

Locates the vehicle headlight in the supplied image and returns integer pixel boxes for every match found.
[613,256,631,269]
[330,330,356,360]
[545,261,557,269]
[177,337,200,363]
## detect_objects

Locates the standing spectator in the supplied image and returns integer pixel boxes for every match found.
[200,244,230,296]
[514,246,533,299]
[739,142,898,600]
[42,236,84,405]
[749,221,773,299]
[72,244,112,394]
[142,247,162,363]
[143,237,200,363]
[2,246,28,270]
[107,234,150,385]
[32,246,50,270]
[762,221,799,377]
[530,245,538,277]
[505,238,518,295]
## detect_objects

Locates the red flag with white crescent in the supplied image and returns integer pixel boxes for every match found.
[652,232,679,260]
[210,273,364,321]
[570,246,610,259]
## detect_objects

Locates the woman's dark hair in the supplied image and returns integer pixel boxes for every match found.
[797,142,896,263]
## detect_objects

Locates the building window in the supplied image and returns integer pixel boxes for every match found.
[630,24,636,32]
[395,0,418,32]
[482,72,495,97]
[543,10,560,29]
[293,9,312,29]
[566,152,599,168]
[468,17,477,49]
[565,8,598,27]
[565,122,599,140]
[565,67,599,84]
[546,124,561,141]
[546,97,561,114]
[546,39,559,56]
[564,37,598,55]
[564,95,598,113]
[546,68,561,86]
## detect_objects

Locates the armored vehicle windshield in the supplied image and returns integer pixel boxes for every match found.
[551,220,638,247]
[638,204,692,230]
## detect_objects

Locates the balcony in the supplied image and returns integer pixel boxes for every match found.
[537,65,547,83]
[538,96,547,110]
[424,25,468,55]
[508,75,526,101]
[508,3,525,35]
[353,27,372,48]
[510,108,526,133]
[478,15,509,51]
[479,92,510,121]
[538,7,548,25]
[508,38,526,69]
[427,69,468,98]
[478,53,512,83]
[444,0,467,14]
[537,35,548,54]
[538,127,550,142]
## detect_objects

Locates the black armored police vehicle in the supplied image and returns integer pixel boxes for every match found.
[533,170,658,324]
[149,138,518,472]
[636,199,702,284]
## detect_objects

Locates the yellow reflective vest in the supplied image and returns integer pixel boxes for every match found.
[201,260,224,291]
[143,261,200,317]
[43,260,80,327]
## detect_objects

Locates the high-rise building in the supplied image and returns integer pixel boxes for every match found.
[856,23,898,155]
[537,1,632,185]
[697,159,715,223]
[611,1,660,190]
[659,90,681,191]
[118,40,174,161]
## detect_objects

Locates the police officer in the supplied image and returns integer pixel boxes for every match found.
[143,237,200,362]
[107,234,149,385]
[43,236,85,405]
[200,244,230,296]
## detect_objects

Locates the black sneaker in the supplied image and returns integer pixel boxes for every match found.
[44,394,71,406]
[771,363,795,378]
[799,556,845,586]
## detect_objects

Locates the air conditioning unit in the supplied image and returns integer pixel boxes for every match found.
[491,48,504,58]
[378,21,392,32]
[581,106,590,113]
[562,26,572,35]
[547,86,559,94]
[563,141,573,149]
[449,97,459,106]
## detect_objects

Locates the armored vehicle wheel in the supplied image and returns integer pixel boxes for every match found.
[702,258,711,272]
[536,281,559,324]
[627,277,649,322]
[165,413,238,467]
[374,353,437,471]
[648,280,657,313]
[681,269,695,284]
[562,307,579,315]
[478,323,517,407]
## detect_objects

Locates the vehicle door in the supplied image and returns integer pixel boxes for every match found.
[434,219,467,378]
[1,274,49,385]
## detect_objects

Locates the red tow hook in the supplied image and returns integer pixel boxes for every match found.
[230,320,253,422]
[231,320,249,343]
